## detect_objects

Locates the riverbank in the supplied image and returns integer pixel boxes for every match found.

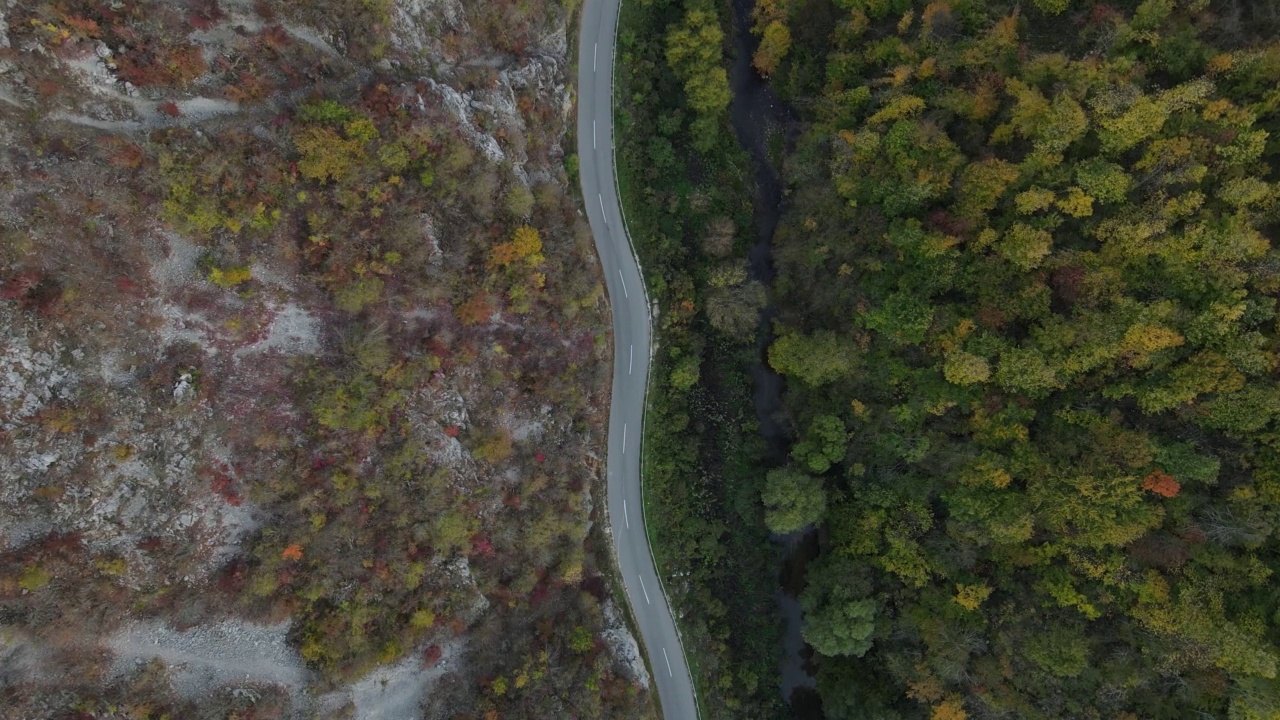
[612,0,788,715]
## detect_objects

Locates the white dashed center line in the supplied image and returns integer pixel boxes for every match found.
[638,575,651,604]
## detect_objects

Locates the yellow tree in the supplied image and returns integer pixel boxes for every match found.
[488,226,545,269]
[753,21,792,77]
[932,696,968,720]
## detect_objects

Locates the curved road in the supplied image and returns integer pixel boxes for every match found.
[575,2,700,719]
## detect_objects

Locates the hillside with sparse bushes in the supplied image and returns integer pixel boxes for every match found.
[0,1,653,717]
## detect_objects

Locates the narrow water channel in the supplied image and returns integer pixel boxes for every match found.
[723,0,823,716]
[726,0,790,461]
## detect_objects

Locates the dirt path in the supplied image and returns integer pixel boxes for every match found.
[108,620,308,698]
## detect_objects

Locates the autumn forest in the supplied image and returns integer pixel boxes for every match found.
[618,0,1280,715]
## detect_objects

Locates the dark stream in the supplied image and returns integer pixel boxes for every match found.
[725,0,792,457]
[724,0,823,716]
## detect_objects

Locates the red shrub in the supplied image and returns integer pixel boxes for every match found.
[1142,471,1181,498]
[470,535,494,557]
[38,532,83,553]
[422,644,443,667]
[253,0,278,21]
[216,560,247,594]
[580,574,607,600]
[456,292,494,325]
[210,474,233,494]
[117,43,207,87]
[975,305,1007,329]
[187,0,226,31]
[925,208,972,237]
[529,576,551,604]
[1052,264,1086,303]
[311,456,337,471]
[1088,3,1122,25]
[105,139,147,169]
[225,71,273,103]
[63,15,101,38]
[1,271,42,300]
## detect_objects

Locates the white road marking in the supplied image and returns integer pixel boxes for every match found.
[662,648,673,677]
[622,423,627,454]
[598,194,607,225]
[638,575,651,604]
[618,268,628,298]
[593,120,597,150]
[628,344,633,374]
[593,43,598,72]
[623,499,630,529]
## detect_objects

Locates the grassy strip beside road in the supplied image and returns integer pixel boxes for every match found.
[614,0,786,715]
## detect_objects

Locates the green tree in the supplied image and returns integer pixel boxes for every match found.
[1200,386,1280,435]
[955,158,1019,220]
[569,626,594,653]
[665,7,731,151]
[769,330,860,385]
[670,354,701,391]
[18,565,52,592]
[803,591,877,657]
[292,115,379,184]
[995,347,1060,397]
[1075,158,1132,203]
[943,351,990,385]
[792,415,847,473]
[944,486,1035,546]
[1023,624,1090,678]
[995,224,1054,270]
[504,185,535,218]
[335,277,385,313]
[1231,678,1280,720]
[762,468,828,533]
[1096,90,1180,154]
[432,511,476,555]
[863,291,934,345]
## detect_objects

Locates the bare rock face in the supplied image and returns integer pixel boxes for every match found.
[0,1,650,719]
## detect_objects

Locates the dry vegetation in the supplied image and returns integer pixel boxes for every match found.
[0,0,652,717]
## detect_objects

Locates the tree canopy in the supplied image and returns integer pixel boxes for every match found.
[759,0,1280,716]
[762,468,828,533]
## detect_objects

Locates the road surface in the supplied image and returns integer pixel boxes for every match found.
[575,2,701,718]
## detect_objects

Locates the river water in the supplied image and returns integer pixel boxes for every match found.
[723,0,824,715]
[726,0,790,460]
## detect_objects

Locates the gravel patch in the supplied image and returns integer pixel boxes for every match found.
[235,303,321,359]
[108,619,308,699]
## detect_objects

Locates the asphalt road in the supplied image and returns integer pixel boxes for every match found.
[575,2,701,718]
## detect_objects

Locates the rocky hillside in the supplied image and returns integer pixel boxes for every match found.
[0,0,651,717]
